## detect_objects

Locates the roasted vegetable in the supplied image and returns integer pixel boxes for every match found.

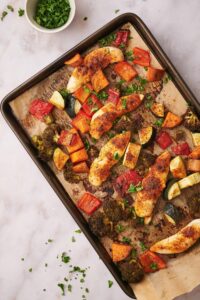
[118,259,144,283]
[113,29,130,47]
[150,102,164,117]
[114,170,142,197]
[72,161,89,173]
[49,91,65,109]
[171,142,191,156]
[136,151,157,176]
[64,53,83,67]
[192,133,200,147]
[138,126,154,146]
[88,211,117,238]
[73,83,93,104]
[91,69,109,92]
[29,99,54,122]
[178,172,200,189]
[65,94,81,118]
[58,128,84,154]
[156,131,173,149]
[42,124,62,148]
[164,179,181,200]
[163,203,179,225]
[133,47,150,67]
[77,192,102,215]
[72,110,91,134]
[162,112,182,128]
[170,156,186,179]
[63,163,81,184]
[32,135,55,161]
[70,148,88,164]
[184,108,200,132]
[189,145,200,159]
[112,243,132,262]
[82,94,103,117]
[103,198,131,222]
[146,67,165,82]
[130,113,144,132]
[53,148,69,171]
[123,142,141,169]
[150,219,200,254]
[107,88,120,105]
[116,94,144,114]
[139,251,166,273]
[187,159,200,172]
[114,61,138,82]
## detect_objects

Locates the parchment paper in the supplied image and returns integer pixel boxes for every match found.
[10,23,200,300]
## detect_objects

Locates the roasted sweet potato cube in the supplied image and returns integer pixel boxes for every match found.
[53,148,69,171]
[162,112,182,128]
[112,243,132,262]
[64,53,83,67]
[114,61,137,82]
[70,148,88,164]
[72,161,89,173]
[73,83,93,104]
[146,67,165,82]
[72,110,91,133]
[91,69,109,92]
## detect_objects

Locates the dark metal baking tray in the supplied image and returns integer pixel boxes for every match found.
[1,13,200,299]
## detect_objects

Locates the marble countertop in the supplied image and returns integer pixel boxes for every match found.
[0,0,200,299]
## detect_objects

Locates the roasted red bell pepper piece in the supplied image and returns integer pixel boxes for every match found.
[82,94,103,117]
[133,47,150,67]
[72,110,91,134]
[114,170,143,197]
[156,131,173,149]
[77,192,102,215]
[107,88,120,105]
[29,99,54,121]
[114,29,130,47]
[171,142,191,156]
[139,250,166,273]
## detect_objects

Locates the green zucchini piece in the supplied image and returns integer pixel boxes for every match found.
[138,126,155,146]
[163,203,179,225]
[178,172,200,190]
[164,179,181,200]
[151,102,164,118]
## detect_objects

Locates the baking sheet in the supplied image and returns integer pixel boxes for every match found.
[9,21,200,300]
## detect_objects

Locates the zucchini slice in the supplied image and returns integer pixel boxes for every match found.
[170,156,186,179]
[192,133,200,146]
[164,179,181,200]
[151,102,164,118]
[138,126,154,146]
[178,172,200,189]
[163,203,179,225]
[49,91,65,109]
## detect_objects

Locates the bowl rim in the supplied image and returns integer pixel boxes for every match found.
[25,0,76,33]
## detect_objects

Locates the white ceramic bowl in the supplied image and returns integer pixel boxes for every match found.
[25,0,76,33]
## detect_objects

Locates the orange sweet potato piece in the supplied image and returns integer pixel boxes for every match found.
[162,112,182,128]
[112,243,132,262]
[73,83,93,104]
[72,161,89,173]
[70,148,88,164]
[187,159,200,172]
[64,53,83,67]
[66,128,84,154]
[72,110,91,133]
[189,146,200,159]
[146,66,165,82]
[91,69,109,92]
[114,61,137,82]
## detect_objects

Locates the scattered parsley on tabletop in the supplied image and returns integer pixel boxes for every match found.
[140,241,147,252]
[58,283,65,296]
[75,229,82,234]
[7,5,14,12]
[61,252,71,264]
[115,9,120,14]
[18,8,24,17]
[71,236,76,242]
[29,268,32,272]
[1,11,8,21]
[108,280,113,288]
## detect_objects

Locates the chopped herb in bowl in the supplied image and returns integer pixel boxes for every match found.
[35,0,71,29]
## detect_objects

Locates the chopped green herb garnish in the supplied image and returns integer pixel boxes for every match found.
[48,239,53,243]
[108,280,113,288]
[35,0,71,29]
[123,198,129,207]
[87,97,93,105]
[18,8,24,17]
[68,284,72,292]
[97,90,108,101]
[83,17,88,21]
[119,43,126,49]
[137,217,144,225]
[140,241,147,252]
[113,151,119,160]
[125,51,134,61]
[83,138,90,151]
[115,9,120,14]
[99,33,116,47]
[71,236,76,242]
[58,283,65,296]
[7,5,14,12]
[64,277,68,282]
[121,98,127,109]
[91,105,99,113]
[163,74,172,84]
[80,278,85,283]
[154,118,164,127]
[91,137,97,144]
[71,266,85,273]
[116,224,125,233]
[131,249,137,259]
[150,262,158,270]
[128,183,143,193]
[145,101,153,109]
[107,132,115,139]
[29,268,32,272]
[83,86,91,93]
[122,236,131,244]
[136,76,147,86]
[61,252,71,263]
[1,11,8,21]
[59,88,69,99]
[75,229,82,234]
[85,288,89,293]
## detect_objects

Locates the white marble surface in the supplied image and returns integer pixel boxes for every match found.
[0,0,200,299]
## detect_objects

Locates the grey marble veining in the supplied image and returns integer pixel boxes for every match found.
[0,0,200,299]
